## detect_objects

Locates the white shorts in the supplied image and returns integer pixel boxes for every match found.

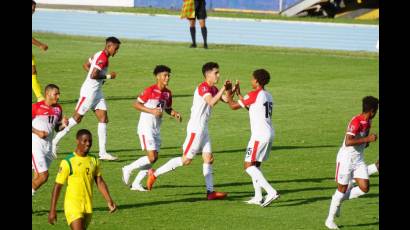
[244,138,272,163]
[75,91,107,115]
[138,132,161,151]
[32,134,53,174]
[335,149,368,185]
[182,129,212,159]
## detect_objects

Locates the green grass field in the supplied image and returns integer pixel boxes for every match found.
[32,33,379,230]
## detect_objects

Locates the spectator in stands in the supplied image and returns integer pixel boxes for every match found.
[181,0,208,49]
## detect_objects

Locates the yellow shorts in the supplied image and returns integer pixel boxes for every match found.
[64,201,92,227]
[32,54,36,66]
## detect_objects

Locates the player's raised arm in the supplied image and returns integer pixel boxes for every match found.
[204,80,231,107]
[48,183,63,225]
[165,108,182,122]
[95,176,117,213]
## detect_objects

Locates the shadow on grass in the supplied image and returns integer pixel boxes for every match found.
[339,221,379,228]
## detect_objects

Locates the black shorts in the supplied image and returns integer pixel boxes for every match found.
[195,0,207,19]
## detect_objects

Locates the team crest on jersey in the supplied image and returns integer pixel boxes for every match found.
[202,86,208,93]
[97,60,104,65]
[162,92,170,99]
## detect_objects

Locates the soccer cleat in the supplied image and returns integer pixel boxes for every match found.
[244,197,263,205]
[122,167,131,185]
[204,43,208,49]
[146,169,157,190]
[130,184,148,192]
[189,43,197,48]
[261,193,280,207]
[325,219,339,229]
[99,153,118,161]
[207,191,228,200]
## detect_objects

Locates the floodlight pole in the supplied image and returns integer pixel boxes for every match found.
[279,0,283,12]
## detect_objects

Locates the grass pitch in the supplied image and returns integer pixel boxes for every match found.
[32,33,379,230]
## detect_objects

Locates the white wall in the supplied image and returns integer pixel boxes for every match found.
[35,0,134,7]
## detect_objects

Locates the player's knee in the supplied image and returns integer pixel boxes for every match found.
[182,158,192,166]
[148,155,158,163]
[39,172,49,184]
[360,184,370,193]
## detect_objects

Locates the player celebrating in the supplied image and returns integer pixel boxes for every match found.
[122,65,182,191]
[32,0,48,102]
[146,62,230,200]
[52,37,121,161]
[325,96,379,229]
[32,84,68,199]
[225,69,280,207]
[48,129,117,230]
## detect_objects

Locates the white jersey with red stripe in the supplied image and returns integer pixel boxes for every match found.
[32,101,63,142]
[186,82,218,132]
[137,84,173,134]
[239,88,274,140]
[80,50,109,95]
[339,114,372,155]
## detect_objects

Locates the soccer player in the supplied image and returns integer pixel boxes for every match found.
[325,96,379,229]
[48,129,117,230]
[225,69,280,207]
[32,84,68,199]
[146,62,230,200]
[32,0,48,102]
[52,37,121,161]
[122,65,182,191]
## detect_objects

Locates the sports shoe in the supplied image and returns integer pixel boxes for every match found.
[207,191,228,200]
[99,153,118,161]
[325,218,339,229]
[204,43,208,49]
[146,169,157,190]
[244,197,263,205]
[260,193,280,207]
[130,184,148,192]
[122,167,131,185]
[190,43,197,48]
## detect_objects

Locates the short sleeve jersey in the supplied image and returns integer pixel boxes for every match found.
[55,152,101,213]
[32,101,63,142]
[238,88,274,139]
[137,84,173,134]
[341,114,372,154]
[187,81,218,131]
[80,50,109,93]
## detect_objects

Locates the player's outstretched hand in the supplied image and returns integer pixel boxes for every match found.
[40,43,48,52]
[109,72,117,79]
[174,112,182,122]
[233,80,241,96]
[48,211,57,225]
[62,116,69,128]
[108,201,117,213]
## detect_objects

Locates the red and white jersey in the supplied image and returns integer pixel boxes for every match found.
[32,101,63,142]
[340,114,372,154]
[80,50,109,94]
[137,84,172,134]
[238,88,274,140]
[187,82,218,132]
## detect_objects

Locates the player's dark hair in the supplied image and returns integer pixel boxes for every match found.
[253,69,270,87]
[153,65,171,75]
[76,129,92,139]
[202,62,219,76]
[362,96,379,113]
[106,36,121,44]
[32,0,36,5]
[45,84,59,93]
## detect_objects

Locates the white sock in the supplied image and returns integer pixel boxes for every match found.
[98,123,107,155]
[53,117,77,145]
[327,190,345,221]
[348,186,366,199]
[32,188,36,197]
[367,163,379,175]
[131,164,151,187]
[245,166,276,195]
[125,156,151,172]
[252,176,263,200]
[154,157,183,177]
[203,163,214,193]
